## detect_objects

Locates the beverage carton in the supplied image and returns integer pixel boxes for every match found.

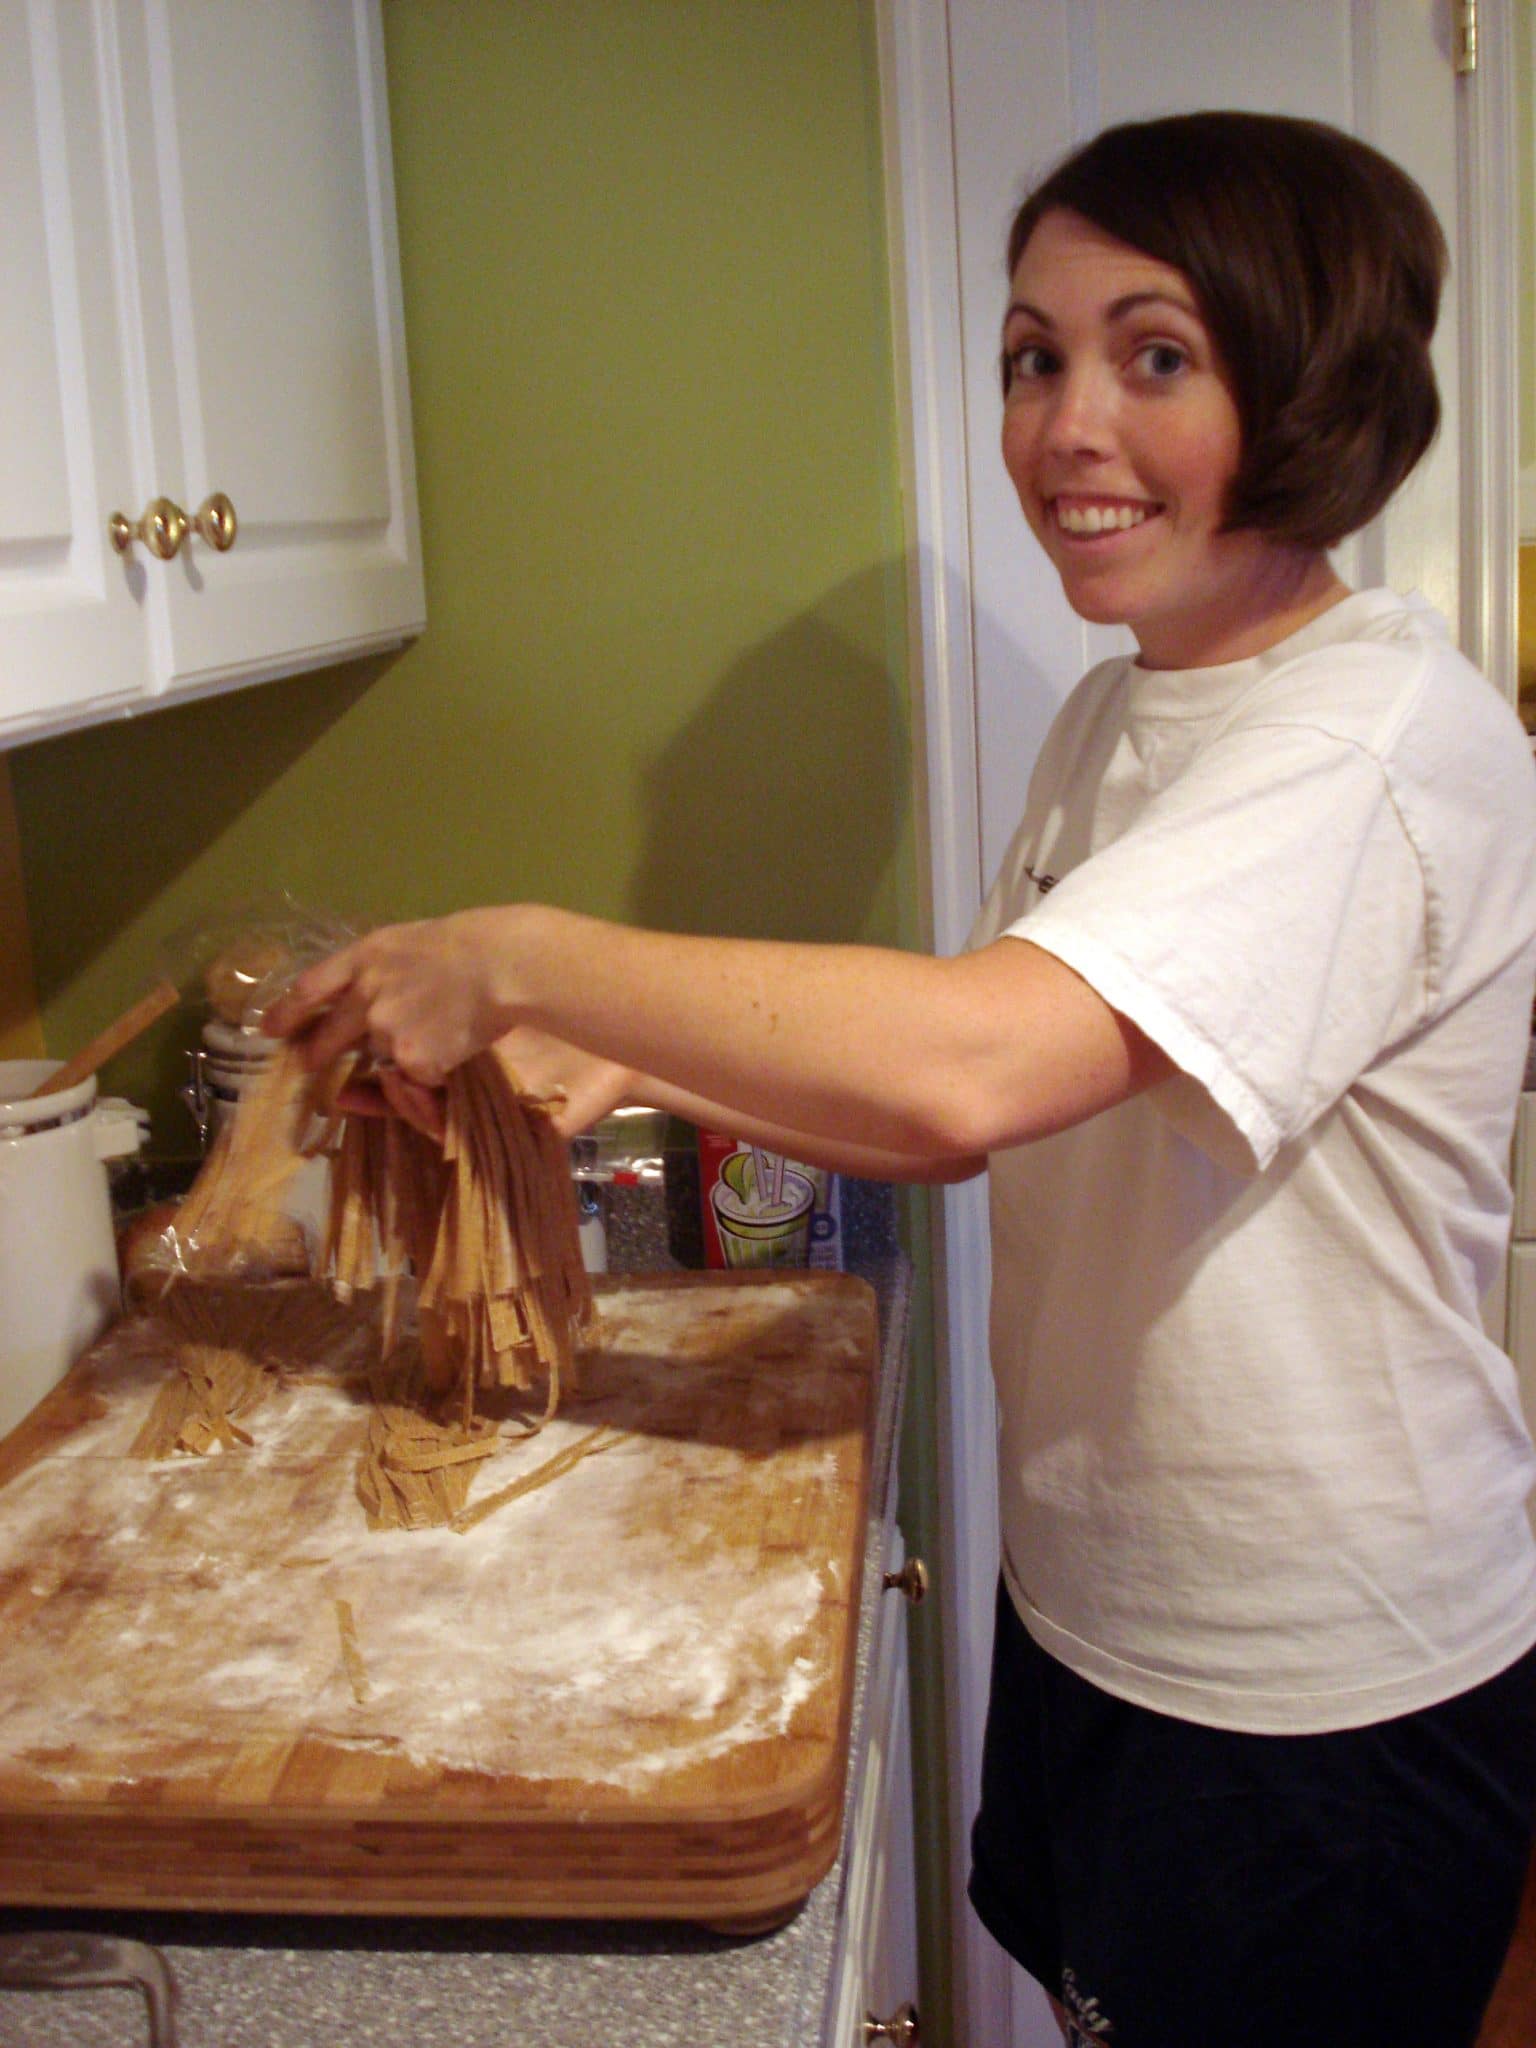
[696,1130,843,1272]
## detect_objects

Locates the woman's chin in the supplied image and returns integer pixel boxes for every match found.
[1057,577,1139,629]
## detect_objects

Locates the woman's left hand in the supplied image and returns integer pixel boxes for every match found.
[330,1065,449,1144]
[490,1025,637,1138]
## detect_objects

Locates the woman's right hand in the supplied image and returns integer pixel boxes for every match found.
[263,912,513,1085]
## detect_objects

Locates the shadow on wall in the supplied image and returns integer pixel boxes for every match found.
[16,656,390,1007]
[630,565,910,947]
[8,654,390,1121]
[9,561,910,1139]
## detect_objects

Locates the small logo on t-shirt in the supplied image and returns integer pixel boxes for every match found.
[1025,862,1058,894]
[1061,1967,1113,2040]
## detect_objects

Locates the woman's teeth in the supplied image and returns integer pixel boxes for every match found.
[1056,502,1150,534]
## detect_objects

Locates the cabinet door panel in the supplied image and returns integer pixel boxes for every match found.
[119,0,423,695]
[1513,1096,1536,1239]
[0,0,148,743]
[827,1537,919,2046]
[862,1610,918,2038]
[1507,1242,1536,1427]
[153,3,390,524]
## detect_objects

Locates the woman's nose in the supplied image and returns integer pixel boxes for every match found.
[1043,366,1115,455]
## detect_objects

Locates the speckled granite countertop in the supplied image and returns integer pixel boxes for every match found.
[0,1182,913,2048]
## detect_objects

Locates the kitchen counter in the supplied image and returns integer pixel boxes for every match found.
[0,1184,915,2048]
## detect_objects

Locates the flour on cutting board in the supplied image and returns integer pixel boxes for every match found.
[0,1279,870,1795]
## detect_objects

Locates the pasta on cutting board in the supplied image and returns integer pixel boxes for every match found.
[127,1038,597,1530]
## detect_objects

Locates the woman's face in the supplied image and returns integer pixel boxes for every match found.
[1001,208,1302,669]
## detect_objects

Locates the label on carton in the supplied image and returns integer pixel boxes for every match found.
[697,1130,843,1271]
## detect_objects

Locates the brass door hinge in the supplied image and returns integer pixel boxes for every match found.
[1455,0,1477,75]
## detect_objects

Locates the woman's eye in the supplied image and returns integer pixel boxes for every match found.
[1136,341,1188,380]
[1005,341,1057,384]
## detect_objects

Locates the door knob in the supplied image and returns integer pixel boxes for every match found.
[883,1556,929,1604]
[865,2002,919,2044]
[109,492,238,558]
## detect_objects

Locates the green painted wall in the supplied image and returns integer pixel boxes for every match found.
[7,1,951,2032]
[11,1,915,1119]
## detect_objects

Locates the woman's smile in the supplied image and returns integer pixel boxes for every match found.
[1050,495,1160,538]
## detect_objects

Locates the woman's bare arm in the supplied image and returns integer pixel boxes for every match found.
[264,907,1171,1163]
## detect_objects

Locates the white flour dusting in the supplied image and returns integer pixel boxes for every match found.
[0,1279,872,1800]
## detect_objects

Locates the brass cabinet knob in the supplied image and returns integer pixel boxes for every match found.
[106,510,137,556]
[193,491,238,550]
[865,2003,920,2044]
[109,492,237,558]
[109,496,187,559]
[883,1556,928,1605]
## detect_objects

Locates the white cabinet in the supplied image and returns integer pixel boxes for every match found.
[2,0,147,736]
[827,1534,921,2048]
[0,0,424,750]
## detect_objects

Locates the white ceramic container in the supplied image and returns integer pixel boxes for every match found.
[0,1058,145,1441]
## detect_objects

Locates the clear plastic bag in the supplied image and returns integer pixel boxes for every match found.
[134,896,362,1291]
[159,892,360,1034]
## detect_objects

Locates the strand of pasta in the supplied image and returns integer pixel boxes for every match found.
[451,1422,620,1535]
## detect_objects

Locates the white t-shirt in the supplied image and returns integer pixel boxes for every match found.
[973,588,1536,1733]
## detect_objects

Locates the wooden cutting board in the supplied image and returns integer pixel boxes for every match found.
[0,1270,878,1928]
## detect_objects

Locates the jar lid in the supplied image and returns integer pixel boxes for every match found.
[0,1059,97,1137]
[204,1018,280,1059]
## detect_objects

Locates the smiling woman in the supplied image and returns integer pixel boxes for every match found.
[261,106,1536,2048]
[959,111,1536,2048]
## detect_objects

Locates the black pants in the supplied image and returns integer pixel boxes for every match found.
[969,1580,1536,2048]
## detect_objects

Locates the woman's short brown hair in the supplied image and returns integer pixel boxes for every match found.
[1003,111,1447,552]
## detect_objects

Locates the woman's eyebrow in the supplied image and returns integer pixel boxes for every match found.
[1003,289,1200,328]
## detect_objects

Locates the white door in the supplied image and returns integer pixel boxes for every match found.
[0,0,151,740]
[112,0,424,700]
[877,4,1515,2043]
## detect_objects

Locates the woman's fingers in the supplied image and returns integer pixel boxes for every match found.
[291,985,380,1077]
[263,926,626,1147]
[332,1078,389,1120]
[545,1060,633,1138]
[327,1069,446,1147]
[263,946,362,1040]
[263,918,500,1087]
[265,952,430,1081]
[376,1066,448,1142]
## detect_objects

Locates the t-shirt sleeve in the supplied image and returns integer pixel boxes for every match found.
[1009,718,1429,1175]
